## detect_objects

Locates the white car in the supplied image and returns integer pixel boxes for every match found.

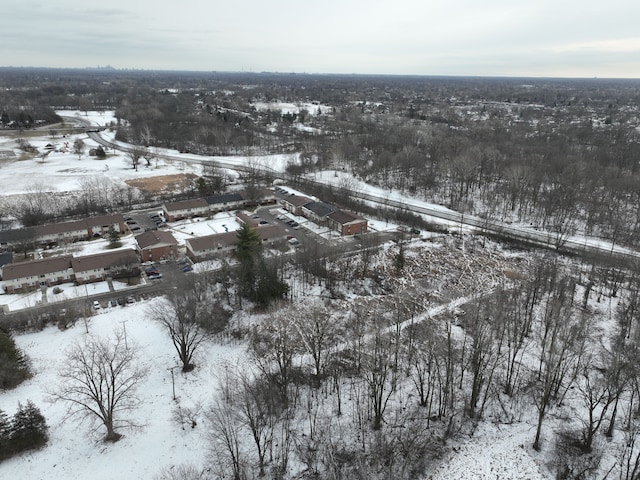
[93,301,101,310]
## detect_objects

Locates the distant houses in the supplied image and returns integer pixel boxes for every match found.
[0,184,369,285]
[282,197,367,236]
[162,190,275,222]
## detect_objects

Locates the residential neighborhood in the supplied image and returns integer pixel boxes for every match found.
[0,186,368,297]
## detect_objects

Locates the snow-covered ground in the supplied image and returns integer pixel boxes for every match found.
[0,302,248,480]
[2,110,630,479]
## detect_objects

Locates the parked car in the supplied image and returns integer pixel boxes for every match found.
[93,301,101,310]
[181,265,193,273]
[126,296,135,304]
[148,273,163,280]
[145,267,160,275]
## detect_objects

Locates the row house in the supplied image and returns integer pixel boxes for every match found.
[163,190,277,222]
[162,198,209,222]
[186,224,287,262]
[243,189,277,207]
[2,255,74,293]
[301,201,337,224]
[72,249,140,284]
[1,249,139,293]
[281,195,313,216]
[0,214,126,249]
[206,193,245,214]
[186,231,238,261]
[235,211,261,227]
[278,194,368,237]
[34,214,126,245]
[85,214,127,237]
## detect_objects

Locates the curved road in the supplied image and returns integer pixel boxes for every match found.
[81,120,640,266]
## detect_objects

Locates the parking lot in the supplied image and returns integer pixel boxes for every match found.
[124,209,167,233]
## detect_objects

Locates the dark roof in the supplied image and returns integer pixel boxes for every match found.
[328,210,366,225]
[282,195,313,208]
[0,214,124,243]
[85,214,124,228]
[163,198,208,212]
[135,230,178,250]
[187,225,286,254]
[0,227,37,244]
[235,211,260,227]
[71,249,138,272]
[34,220,86,236]
[0,252,13,268]
[302,201,337,218]
[1,255,73,281]
[205,193,244,206]
[187,231,238,252]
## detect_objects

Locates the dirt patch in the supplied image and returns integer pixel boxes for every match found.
[125,173,197,194]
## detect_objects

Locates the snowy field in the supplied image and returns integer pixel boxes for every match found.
[0,301,248,480]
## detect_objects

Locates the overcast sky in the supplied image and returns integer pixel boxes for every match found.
[3,0,640,78]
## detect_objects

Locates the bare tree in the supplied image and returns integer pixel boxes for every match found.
[154,463,212,480]
[52,330,148,441]
[149,278,213,372]
[364,322,397,430]
[73,138,85,160]
[249,305,301,405]
[128,147,144,171]
[292,303,335,386]
[532,281,588,451]
[208,400,245,480]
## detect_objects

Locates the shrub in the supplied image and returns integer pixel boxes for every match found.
[0,328,30,389]
[0,401,48,461]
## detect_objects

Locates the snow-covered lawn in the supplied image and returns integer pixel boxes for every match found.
[0,301,247,479]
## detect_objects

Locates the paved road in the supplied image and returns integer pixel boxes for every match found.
[80,117,640,265]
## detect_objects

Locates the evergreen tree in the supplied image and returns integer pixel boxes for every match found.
[255,261,289,307]
[236,223,262,298]
[0,408,10,459]
[9,401,48,454]
[0,328,30,389]
[107,226,122,248]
